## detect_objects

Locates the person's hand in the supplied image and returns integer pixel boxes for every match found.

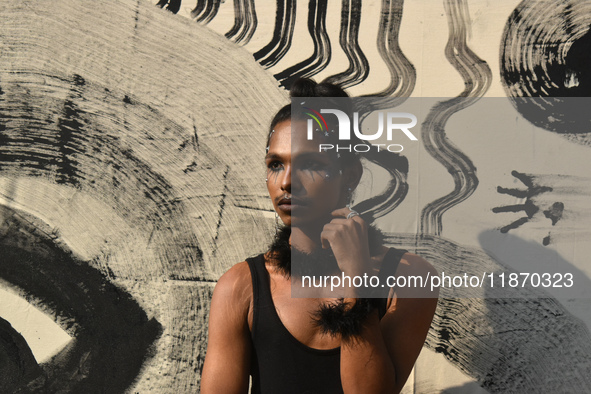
[320,206,372,279]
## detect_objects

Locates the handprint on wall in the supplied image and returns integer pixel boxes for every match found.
[493,170,564,245]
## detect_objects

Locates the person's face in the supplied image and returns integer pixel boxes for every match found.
[265,120,347,228]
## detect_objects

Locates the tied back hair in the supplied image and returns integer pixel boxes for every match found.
[267,78,409,222]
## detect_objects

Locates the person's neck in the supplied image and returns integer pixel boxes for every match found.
[289,225,322,254]
[267,221,385,278]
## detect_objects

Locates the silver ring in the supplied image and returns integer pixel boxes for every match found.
[346,210,359,219]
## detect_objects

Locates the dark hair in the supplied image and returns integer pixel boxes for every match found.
[266,78,409,222]
[266,78,350,149]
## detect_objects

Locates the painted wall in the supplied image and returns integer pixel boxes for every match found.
[1,0,590,392]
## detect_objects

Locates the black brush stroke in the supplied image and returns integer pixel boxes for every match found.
[353,151,409,222]
[0,77,6,138]
[370,0,415,97]
[274,0,331,89]
[324,0,370,89]
[0,317,42,392]
[254,0,297,68]
[501,0,591,98]
[0,71,204,274]
[356,0,416,119]
[156,0,181,14]
[0,206,161,392]
[419,0,492,236]
[225,0,258,45]
[55,74,86,186]
[211,165,230,256]
[191,0,206,18]
[191,0,222,23]
[500,1,591,142]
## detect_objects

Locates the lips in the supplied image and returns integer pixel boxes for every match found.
[278,197,292,213]
[278,197,292,205]
[277,196,307,213]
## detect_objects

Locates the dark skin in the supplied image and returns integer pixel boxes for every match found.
[201,120,439,393]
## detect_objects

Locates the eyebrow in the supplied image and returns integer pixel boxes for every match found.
[295,152,329,159]
[265,153,283,160]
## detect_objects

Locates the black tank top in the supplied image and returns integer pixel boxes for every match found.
[246,248,407,394]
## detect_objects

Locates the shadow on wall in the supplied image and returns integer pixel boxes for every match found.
[478,229,591,300]
[384,232,591,393]
[441,381,489,394]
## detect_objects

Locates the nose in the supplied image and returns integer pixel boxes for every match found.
[280,164,291,193]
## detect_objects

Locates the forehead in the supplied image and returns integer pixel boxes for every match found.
[267,120,329,157]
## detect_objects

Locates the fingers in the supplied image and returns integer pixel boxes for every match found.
[321,207,368,251]
[320,227,332,249]
[331,207,354,218]
[330,214,366,232]
[332,207,364,223]
[321,219,366,248]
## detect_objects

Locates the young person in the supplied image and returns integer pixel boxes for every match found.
[201,78,438,394]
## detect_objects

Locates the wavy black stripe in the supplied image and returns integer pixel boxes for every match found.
[369,0,415,97]
[356,0,416,118]
[353,151,409,222]
[253,0,297,68]
[419,0,492,235]
[324,0,369,89]
[191,0,222,23]
[274,0,331,89]
[225,0,258,45]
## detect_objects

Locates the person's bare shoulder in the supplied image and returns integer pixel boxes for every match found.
[201,261,254,393]
[388,252,439,304]
[379,252,439,391]
[398,252,438,277]
[211,261,253,320]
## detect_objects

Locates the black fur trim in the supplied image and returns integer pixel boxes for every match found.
[267,225,291,277]
[312,298,380,341]
[267,225,385,279]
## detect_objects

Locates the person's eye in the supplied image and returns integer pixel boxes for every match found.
[267,161,283,171]
[302,160,326,171]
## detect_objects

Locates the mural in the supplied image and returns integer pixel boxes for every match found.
[1,0,590,392]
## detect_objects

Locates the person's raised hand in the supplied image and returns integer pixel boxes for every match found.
[320,206,372,280]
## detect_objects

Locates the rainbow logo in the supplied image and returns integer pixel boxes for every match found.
[303,107,328,132]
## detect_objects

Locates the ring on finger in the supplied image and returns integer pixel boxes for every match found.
[346,210,360,219]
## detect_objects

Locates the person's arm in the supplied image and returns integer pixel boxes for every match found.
[200,262,253,394]
[339,254,439,393]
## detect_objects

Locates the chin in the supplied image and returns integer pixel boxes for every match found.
[291,216,329,229]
